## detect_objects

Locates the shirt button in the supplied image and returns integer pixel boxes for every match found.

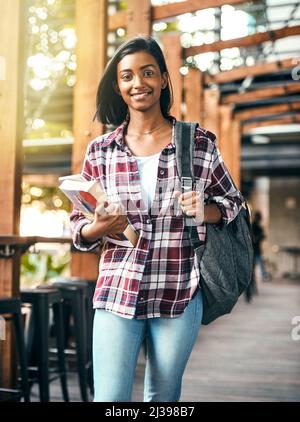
[139,297,144,302]
[160,169,165,175]
[146,218,151,224]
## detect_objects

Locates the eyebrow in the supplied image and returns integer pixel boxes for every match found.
[119,64,157,73]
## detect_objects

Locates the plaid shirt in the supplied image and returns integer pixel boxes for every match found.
[70,117,244,319]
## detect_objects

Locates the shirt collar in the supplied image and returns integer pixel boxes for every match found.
[101,115,177,151]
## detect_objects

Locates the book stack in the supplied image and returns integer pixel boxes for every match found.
[59,174,139,247]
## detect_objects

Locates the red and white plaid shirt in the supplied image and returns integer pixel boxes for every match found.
[70,117,244,319]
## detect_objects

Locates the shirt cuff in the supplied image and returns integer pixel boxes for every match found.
[72,219,102,252]
[206,197,242,226]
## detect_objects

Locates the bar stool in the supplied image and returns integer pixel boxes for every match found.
[0,297,30,402]
[21,288,69,402]
[53,277,96,362]
[50,279,95,402]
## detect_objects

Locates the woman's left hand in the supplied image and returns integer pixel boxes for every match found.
[174,191,204,222]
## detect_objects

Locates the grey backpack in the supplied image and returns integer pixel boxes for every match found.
[174,121,254,325]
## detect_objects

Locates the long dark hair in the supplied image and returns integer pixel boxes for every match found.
[94,36,173,126]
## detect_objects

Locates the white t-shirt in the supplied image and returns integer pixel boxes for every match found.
[133,152,161,211]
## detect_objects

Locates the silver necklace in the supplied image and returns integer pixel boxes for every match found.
[127,120,168,136]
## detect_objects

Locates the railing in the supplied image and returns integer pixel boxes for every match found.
[0,236,72,259]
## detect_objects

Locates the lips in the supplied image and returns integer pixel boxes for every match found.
[130,91,152,100]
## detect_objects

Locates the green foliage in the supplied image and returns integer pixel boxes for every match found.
[119,0,127,11]
[21,250,70,287]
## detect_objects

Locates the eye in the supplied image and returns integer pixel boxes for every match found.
[121,73,132,81]
[144,69,154,77]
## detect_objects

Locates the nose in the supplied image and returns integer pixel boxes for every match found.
[133,74,144,88]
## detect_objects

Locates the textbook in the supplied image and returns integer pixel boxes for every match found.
[59,174,139,247]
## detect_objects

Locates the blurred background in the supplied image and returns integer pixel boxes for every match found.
[15,0,300,286]
[0,0,299,402]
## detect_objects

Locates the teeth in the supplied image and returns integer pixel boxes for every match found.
[132,92,151,98]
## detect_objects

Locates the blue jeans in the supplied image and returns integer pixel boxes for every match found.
[254,253,269,280]
[93,289,203,402]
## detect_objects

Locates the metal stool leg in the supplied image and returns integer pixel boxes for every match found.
[14,310,30,402]
[53,302,69,402]
[71,293,88,402]
[35,295,50,402]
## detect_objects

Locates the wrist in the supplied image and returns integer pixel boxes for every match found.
[81,221,102,242]
[204,203,222,224]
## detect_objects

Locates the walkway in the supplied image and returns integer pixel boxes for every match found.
[133,279,300,402]
[30,279,300,401]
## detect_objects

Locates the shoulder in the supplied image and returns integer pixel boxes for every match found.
[175,120,217,147]
[87,120,127,155]
[88,132,112,149]
[194,125,216,145]
[193,124,217,155]
[86,130,117,156]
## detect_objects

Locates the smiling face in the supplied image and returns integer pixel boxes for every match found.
[116,50,168,115]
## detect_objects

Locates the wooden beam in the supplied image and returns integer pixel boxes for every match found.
[0,0,25,388]
[242,114,300,134]
[203,88,220,139]
[235,101,300,122]
[72,0,108,280]
[127,0,152,37]
[231,119,241,189]
[185,25,300,57]
[184,68,204,124]
[162,33,183,120]
[73,0,107,174]
[71,252,100,280]
[153,0,250,21]
[108,0,253,31]
[219,106,241,188]
[205,57,300,84]
[222,82,300,105]
[108,10,127,32]
[218,105,232,166]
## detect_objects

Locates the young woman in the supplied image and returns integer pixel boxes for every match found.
[70,36,244,402]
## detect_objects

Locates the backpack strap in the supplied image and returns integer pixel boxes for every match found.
[174,121,202,250]
[174,121,196,180]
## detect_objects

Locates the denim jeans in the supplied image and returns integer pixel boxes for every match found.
[93,289,203,402]
[254,253,269,280]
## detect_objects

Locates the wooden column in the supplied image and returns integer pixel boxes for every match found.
[162,33,182,120]
[231,118,241,189]
[71,0,108,279]
[127,0,152,38]
[219,105,241,188]
[0,0,25,387]
[203,88,220,139]
[184,68,204,124]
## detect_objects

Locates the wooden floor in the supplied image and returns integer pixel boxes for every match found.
[30,278,300,402]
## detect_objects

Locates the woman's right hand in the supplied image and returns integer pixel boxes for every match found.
[81,201,128,242]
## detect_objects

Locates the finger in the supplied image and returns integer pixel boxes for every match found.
[181,197,201,207]
[185,209,196,216]
[180,191,195,200]
[95,203,107,215]
[178,192,198,206]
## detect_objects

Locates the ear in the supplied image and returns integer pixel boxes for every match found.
[161,72,168,89]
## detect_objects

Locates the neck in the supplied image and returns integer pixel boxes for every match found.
[127,109,167,135]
